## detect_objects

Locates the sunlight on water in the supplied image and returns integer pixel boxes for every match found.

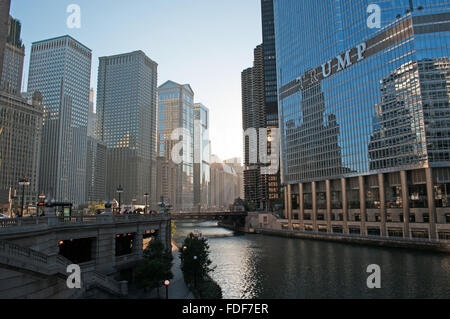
[174,221,450,299]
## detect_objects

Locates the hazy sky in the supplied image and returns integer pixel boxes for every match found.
[11,0,262,162]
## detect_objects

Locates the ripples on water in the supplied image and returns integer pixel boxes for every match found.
[174,221,450,299]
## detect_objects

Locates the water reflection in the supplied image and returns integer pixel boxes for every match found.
[174,222,450,299]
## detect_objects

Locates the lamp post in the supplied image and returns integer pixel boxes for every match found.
[38,193,45,217]
[116,185,124,214]
[193,255,198,289]
[18,177,30,218]
[144,193,149,214]
[164,280,170,299]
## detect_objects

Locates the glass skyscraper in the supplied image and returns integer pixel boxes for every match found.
[158,81,195,210]
[28,35,92,206]
[96,51,158,206]
[275,0,450,240]
[193,103,211,209]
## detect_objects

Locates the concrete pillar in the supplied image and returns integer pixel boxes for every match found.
[341,178,349,234]
[299,183,304,229]
[326,179,332,233]
[287,184,293,230]
[425,168,437,240]
[284,186,288,219]
[312,182,317,231]
[400,170,410,238]
[359,176,367,236]
[378,173,387,237]
[134,230,143,257]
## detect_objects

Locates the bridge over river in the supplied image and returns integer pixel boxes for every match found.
[0,207,171,299]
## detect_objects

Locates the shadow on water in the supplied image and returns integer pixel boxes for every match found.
[173,221,450,299]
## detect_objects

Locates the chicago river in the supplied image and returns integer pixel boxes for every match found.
[174,221,450,299]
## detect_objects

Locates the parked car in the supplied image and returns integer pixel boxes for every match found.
[0,214,9,219]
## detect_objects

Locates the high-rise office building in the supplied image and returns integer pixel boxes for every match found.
[1,16,24,95]
[87,88,96,138]
[242,45,265,210]
[28,35,92,206]
[157,80,195,210]
[210,155,242,210]
[0,0,10,81]
[96,51,158,206]
[275,0,450,240]
[242,42,279,211]
[193,103,211,209]
[241,1,281,212]
[260,0,280,211]
[0,91,43,215]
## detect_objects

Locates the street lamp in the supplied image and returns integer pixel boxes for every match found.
[116,185,124,214]
[18,177,30,218]
[38,193,46,217]
[144,193,149,214]
[164,280,170,299]
[193,255,198,289]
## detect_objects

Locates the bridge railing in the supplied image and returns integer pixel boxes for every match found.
[0,213,171,231]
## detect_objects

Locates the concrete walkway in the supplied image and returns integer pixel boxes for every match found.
[168,242,195,299]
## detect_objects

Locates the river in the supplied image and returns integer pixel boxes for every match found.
[173,221,450,299]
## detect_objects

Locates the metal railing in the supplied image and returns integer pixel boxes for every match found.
[258,227,450,245]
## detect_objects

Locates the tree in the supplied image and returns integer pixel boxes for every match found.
[135,239,173,298]
[179,233,213,286]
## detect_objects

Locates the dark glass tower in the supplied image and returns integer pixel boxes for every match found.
[275,0,450,241]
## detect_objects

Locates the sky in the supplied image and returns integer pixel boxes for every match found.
[10,0,262,162]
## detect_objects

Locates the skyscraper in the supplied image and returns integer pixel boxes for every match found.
[241,1,281,212]
[193,103,211,209]
[96,51,158,206]
[157,80,195,210]
[1,16,24,95]
[87,88,96,138]
[275,0,450,240]
[242,43,279,211]
[0,0,10,81]
[260,0,281,211]
[86,88,106,203]
[28,35,92,206]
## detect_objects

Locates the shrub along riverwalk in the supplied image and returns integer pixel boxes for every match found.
[179,232,222,299]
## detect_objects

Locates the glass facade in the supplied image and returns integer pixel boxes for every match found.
[96,51,158,206]
[158,81,195,210]
[28,35,92,206]
[275,0,450,185]
[193,103,211,208]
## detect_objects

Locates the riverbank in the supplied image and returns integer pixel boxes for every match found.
[169,241,195,299]
[254,228,450,253]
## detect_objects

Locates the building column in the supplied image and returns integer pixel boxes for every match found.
[284,186,288,219]
[312,181,317,231]
[134,229,144,257]
[359,176,367,236]
[425,168,437,240]
[378,173,387,237]
[299,183,304,230]
[287,184,293,230]
[326,179,332,233]
[400,170,410,239]
[341,178,349,234]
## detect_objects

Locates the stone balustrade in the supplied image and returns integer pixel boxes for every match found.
[0,213,171,233]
